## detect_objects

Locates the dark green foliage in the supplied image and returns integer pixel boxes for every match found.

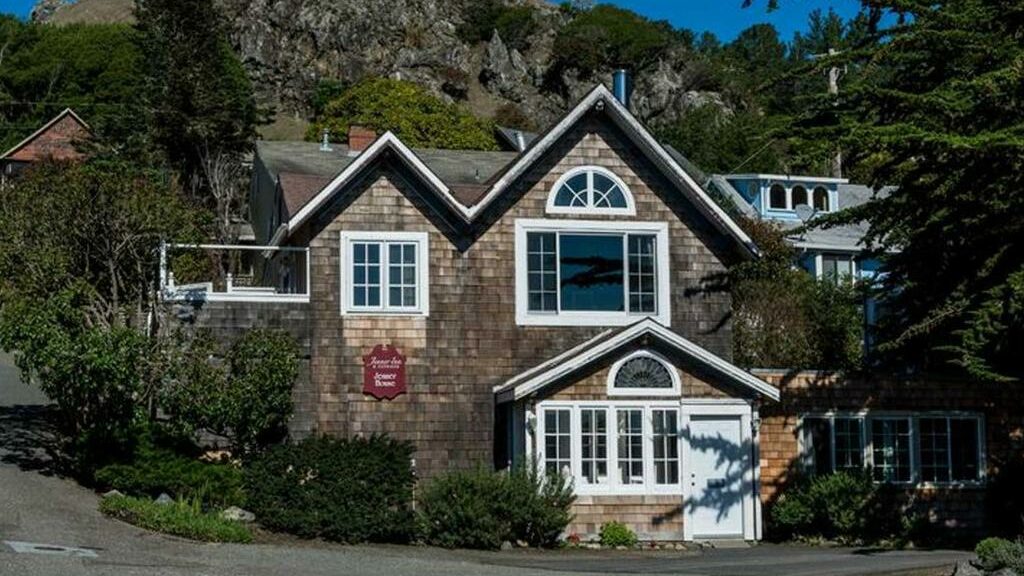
[100,495,252,543]
[789,0,1024,381]
[245,436,416,543]
[658,105,786,175]
[0,17,144,151]
[457,0,537,51]
[731,219,864,370]
[598,521,637,547]
[135,0,259,196]
[974,537,1024,573]
[418,467,508,550]
[160,329,299,455]
[308,77,498,151]
[95,429,245,509]
[553,5,676,73]
[770,470,913,543]
[418,466,575,549]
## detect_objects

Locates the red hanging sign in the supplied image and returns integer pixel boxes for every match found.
[362,344,407,400]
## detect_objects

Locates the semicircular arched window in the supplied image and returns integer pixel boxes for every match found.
[608,351,680,397]
[548,167,635,215]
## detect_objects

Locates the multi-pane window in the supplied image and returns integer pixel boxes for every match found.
[652,409,679,485]
[617,409,644,485]
[352,243,381,307]
[920,417,982,483]
[527,232,557,312]
[580,408,608,485]
[871,418,912,483]
[525,231,658,314]
[833,418,864,471]
[543,409,572,477]
[550,167,632,213]
[803,413,983,485]
[343,232,428,315]
[628,235,657,313]
[821,254,856,283]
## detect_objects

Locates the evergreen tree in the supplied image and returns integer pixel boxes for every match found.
[794,0,1024,380]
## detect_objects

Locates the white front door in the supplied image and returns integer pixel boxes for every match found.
[686,415,748,538]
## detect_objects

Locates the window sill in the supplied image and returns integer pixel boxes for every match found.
[516,311,670,327]
[341,309,429,317]
[574,484,683,497]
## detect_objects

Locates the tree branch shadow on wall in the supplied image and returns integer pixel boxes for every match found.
[0,404,64,476]
[682,430,754,525]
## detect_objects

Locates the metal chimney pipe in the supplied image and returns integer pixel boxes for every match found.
[612,69,632,109]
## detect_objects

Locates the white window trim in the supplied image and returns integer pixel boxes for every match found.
[514,218,671,327]
[546,166,636,216]
[764,181,835,214]
[339,231,430,316]
[606,350,681,397]
[797,411,986,488]
[537,400,683,496]
[815,253,859,283]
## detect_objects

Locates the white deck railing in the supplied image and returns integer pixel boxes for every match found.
[159,242,310,304]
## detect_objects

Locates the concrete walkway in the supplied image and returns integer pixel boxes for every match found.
[0,351,969,576]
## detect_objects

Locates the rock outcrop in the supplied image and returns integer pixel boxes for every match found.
[34,0,733,129]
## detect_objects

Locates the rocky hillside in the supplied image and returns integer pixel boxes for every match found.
[33,0,731,131]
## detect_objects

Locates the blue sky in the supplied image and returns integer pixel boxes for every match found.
[2,0,863,41]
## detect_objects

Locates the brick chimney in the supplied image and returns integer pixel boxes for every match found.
[348,125,377,152]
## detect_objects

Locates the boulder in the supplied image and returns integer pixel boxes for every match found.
[220,506,256,523]
[154,493,173,505]
[101,489,124,499]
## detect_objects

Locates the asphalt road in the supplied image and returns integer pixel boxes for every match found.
[0,350,970,576]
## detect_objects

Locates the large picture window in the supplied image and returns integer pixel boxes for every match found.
[515,220,670,326]
[537,402,681,495]
[801,413,984,485]
[340,231,429,315]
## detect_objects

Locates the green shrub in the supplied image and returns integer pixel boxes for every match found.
[418,467,509,550]
[245,435,416,543]
[457,0,536,51]
[504,465,575,547]
[160,329,299,455]
[418,465,575,550]
[599,521,637,548]
[305,77,499,151]
[100,495,251,543]
[975,537,1024,573]
[95,435,245,509]
[769,470,877,542]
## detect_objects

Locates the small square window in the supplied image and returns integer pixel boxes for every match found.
[341,232,429,315]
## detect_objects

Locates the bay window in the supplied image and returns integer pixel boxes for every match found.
[538,402,681,494]
[801,413,984,485]
[515,220,670,326]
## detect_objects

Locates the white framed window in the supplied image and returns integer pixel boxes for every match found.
[339,231,430,316]
[791,184,809,208]
[799,412,985,486]
[547,166,635,216]
[607,350,681,397]
[537,401,682,495]
[817,253,857,284]
[514,219,671,326]
[768,183,788,210]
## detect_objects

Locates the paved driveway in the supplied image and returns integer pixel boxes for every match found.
[0,351,970,576]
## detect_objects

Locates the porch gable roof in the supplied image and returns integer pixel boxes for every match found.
[493,318,780,404]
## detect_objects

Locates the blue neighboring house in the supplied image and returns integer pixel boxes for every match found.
[704,171,890,344]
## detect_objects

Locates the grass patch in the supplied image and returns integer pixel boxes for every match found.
[99,495,252,543]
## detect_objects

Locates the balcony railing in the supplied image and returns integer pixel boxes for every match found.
[159,242,310,303]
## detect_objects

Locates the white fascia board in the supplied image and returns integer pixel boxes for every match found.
[498,318,779,403]
[1,108,90,159]
[285,132,475,236]
[726,173,849,184]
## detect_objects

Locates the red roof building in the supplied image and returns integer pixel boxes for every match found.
[0,108,91,185]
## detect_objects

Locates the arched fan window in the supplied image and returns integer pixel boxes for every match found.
[548,167,635,215]
[608,351,680,397]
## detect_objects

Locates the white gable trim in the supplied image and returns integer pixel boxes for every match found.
[285,132,472,236]
[493,318,779,403]
[279,87,758,257]
[1,108,90,160]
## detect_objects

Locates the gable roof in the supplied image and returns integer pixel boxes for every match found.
[274,85,758,257]
[1,108,91,162]
[493,318,780,404]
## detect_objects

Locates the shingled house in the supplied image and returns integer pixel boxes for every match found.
[161,82,1021,542]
